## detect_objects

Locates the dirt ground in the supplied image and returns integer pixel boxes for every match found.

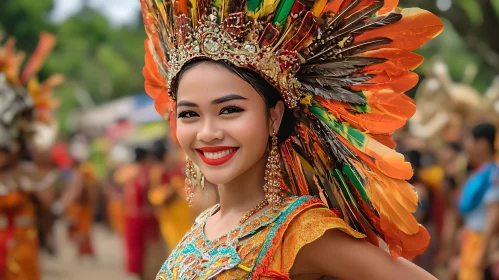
[41,222,137,280]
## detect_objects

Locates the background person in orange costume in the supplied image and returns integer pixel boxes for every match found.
[0,33,62,280]
[103,143,133,236]
[53,135,98,258]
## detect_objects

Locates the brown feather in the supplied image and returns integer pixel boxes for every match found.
[300,57,386,76]
[301,74,374,87]
[327,0,361,28]
[336,37,392,56]
[301,83,368,104]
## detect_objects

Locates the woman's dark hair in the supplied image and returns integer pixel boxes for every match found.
[173,59,296,142]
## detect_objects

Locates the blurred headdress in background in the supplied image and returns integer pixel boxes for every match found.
[0,32,63,152]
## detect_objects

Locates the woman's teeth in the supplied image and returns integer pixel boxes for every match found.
[204,148,236,159]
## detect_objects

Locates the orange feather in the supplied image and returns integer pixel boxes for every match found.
[361,48,424,71]
[381,217,430,260]
[317,99,407,135]
[143,39,168,100]
[353,163,429,260]
[21,32,56,84]
[337,134,413,180]
[364,90,416,120]
[174,0,188,15]
[321,0,344,15]
[352,71,419,94]
[354,8,444,51]
[371,133,396,149]
[378,0,398,14]
[154,92,173,121]
[281,141,310,195]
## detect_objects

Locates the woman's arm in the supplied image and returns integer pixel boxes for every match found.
[291,229,436,280]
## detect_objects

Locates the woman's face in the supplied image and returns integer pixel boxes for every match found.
[175,62,283,185]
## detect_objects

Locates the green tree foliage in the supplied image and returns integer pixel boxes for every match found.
[409,0,499,86]
[0,1,146,132]
[0,0,56,51]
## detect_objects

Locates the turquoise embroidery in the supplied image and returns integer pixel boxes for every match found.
[156,195,317,280]
[249,196,311,279]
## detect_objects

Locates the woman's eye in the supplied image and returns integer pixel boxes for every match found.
[177,111,199,118]
[220,106,244,115]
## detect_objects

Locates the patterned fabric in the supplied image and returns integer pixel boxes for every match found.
[156,195,365,279]
[0,192,39,280]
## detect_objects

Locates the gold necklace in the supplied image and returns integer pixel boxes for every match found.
[239,198,269,225]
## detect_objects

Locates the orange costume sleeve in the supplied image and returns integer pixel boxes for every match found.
[271,207,366,274]
[249,200,366,279]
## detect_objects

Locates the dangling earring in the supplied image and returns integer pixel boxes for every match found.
[185,157,205,206]
[264,131,282,206]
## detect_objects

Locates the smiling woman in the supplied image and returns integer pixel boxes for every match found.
[140,0,444,279]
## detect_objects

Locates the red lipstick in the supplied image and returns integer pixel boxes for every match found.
[196,146,239,166]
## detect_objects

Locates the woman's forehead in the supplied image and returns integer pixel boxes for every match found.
[176,63,258,102]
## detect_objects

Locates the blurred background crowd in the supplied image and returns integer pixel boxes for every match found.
[1,0,499,279]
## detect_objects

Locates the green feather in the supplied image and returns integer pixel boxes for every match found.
[342,165,369,202]
[308,99,367,150]
[272,0,294,26]
[331,168,357,206]
[351,91,371,113]
[213,0,224,18]
[247,0,263,13]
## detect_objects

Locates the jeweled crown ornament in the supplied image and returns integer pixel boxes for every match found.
[144,5,303,108]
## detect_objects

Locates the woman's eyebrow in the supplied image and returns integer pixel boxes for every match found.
[211,94,248,104]
[177,100,198,107]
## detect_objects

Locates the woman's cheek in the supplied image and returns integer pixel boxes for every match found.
[236,114,269,151]
[176,122,196,153]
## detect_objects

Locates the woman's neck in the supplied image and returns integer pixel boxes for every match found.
[216,154,267,216]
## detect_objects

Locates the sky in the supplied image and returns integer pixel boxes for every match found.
[51,0,141,26]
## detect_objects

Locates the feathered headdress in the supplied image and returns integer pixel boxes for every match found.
[140,0,443,260]
[0,32,62,151]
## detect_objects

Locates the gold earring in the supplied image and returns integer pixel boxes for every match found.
[264,131,282,206]
[185,157,205,207]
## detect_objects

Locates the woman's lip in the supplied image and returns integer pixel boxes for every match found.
[196,148,239,166]
[196,146,239,153]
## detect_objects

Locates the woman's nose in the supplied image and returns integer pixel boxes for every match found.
[196,118,224,143]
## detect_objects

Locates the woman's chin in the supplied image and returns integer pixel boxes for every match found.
[201,165,243,186]
[202,173,236,186]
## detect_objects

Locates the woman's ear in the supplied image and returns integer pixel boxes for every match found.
[269,101,285,135]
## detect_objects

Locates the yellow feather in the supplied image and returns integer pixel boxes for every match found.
[366,169,419,235]
[312,0,328,16]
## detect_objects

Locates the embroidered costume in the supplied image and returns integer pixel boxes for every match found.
[140,0,443,278]
[0,33,61,280]
[157,195,363,279]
